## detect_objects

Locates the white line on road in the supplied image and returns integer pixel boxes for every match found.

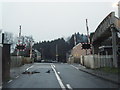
[26,65,33,71]
[53,64,56,68]
[0,86,2,90]
[71,65,79,70]
[58,72,60,74]
[51,64,66,90]
[8,80,12,83]
[15,76,19,78]
[66,84,73,90]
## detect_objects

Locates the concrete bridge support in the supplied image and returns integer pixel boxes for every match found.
[111,26,118,68]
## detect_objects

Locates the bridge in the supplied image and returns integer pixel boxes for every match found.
[92,12,120,67]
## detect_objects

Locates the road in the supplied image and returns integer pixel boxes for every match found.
[3,63,119,89]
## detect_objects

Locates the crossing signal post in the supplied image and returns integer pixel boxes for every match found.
[81,43,91,55]
[16,44,26,56]
[16,44,25,50]
[82,43,91,49]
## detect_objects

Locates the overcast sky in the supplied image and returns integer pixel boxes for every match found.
[0,0,119,42]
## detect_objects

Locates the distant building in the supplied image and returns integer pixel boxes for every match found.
[67,43,91,63]
[32,49,41,62]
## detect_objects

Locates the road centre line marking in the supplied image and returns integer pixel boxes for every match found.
[51,64,66,90]
[66,84,73,90]
[71,65,79,70]
[26,65,33,71]
[8,80,12,83]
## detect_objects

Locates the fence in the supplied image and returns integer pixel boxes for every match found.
[10,56,34,68]
[93,55,113,68]
[80,55,113,69]
[68,55,113,69]
[10,56,23,68]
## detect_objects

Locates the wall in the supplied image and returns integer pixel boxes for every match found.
[10,56,23,68]
[2,44,10,83]
[10,56,34,68]
[80,55,113,69]
[71,43,91,58]
[0,44,2,87]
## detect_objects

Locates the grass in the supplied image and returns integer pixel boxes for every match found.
[94,67,120,74]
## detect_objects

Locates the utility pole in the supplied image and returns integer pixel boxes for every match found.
[30,40,33,59]
[19,25,21,37]
[17,25,22,56]
[56,44,58,62]
[74,34,77,46]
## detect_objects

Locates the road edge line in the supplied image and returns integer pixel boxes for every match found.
[70,65,79,70]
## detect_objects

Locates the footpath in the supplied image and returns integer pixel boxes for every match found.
[72,64,120,85]
[10,63,33,79]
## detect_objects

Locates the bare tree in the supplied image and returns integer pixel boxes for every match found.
[4,32,13,44]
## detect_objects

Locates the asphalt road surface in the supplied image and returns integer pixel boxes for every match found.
[3,63,119,89]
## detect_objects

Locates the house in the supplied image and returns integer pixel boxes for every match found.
[68,43,91,64]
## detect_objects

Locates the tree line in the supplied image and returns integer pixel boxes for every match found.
[33,32,89,62]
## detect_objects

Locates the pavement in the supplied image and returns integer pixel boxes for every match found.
[10,63,34,79]
[71,64,120,85]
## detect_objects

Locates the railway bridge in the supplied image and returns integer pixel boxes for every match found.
[92,12,120,67]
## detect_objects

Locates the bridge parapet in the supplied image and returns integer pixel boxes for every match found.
[92,12,116,43]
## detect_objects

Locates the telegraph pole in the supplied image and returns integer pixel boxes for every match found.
[30,40,33,59]
[17,25,22,56]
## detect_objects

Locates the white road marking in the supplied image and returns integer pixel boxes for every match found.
[79,64,86,68]
[8,80,12,83]
[26,65,33,71]
[58,72,60,74]
[66,84,73,90]
[16,76,19,78]
[53,64,56,68]
[71,65,79,70]
[51,64,66,90]
[0,86,2,89]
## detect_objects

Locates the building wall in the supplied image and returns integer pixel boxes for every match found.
[71,43,91,58]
